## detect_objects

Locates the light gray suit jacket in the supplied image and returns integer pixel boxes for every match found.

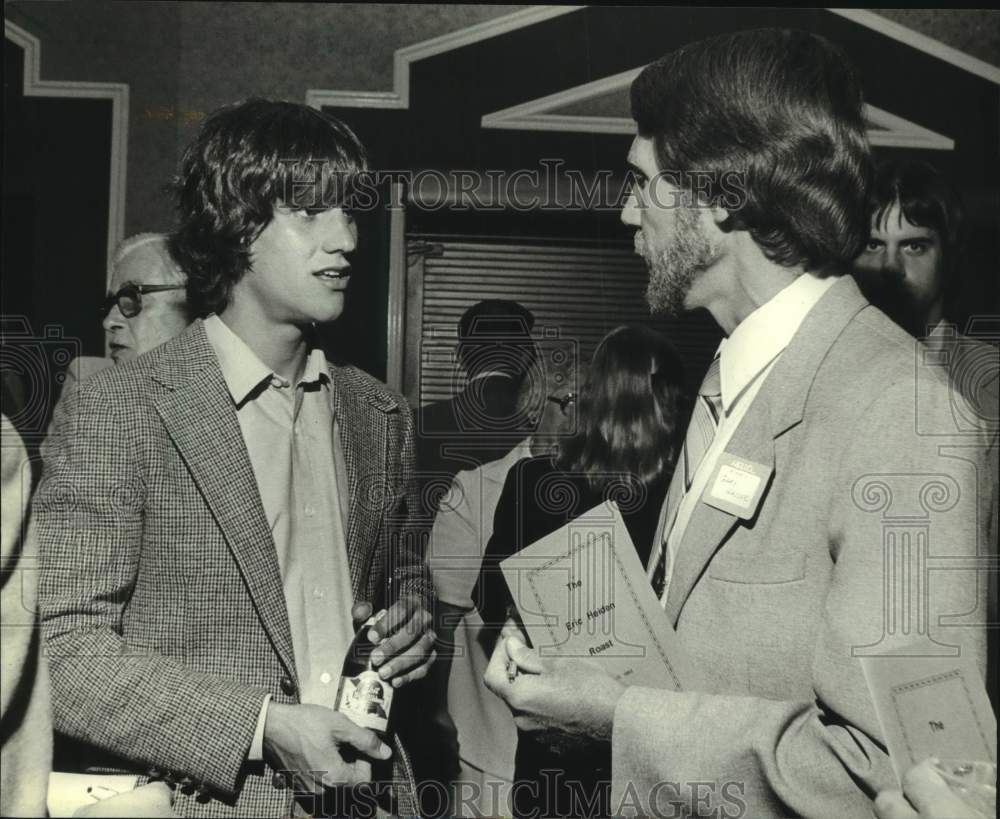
[612,276,995,818]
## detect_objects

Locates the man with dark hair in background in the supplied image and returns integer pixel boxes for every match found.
[33,98,434,817]
[416,298,538,511]
[485,28,993,817]
[853,159,999,425]
[426,343,578,818]
[854,159,966,340]
[410,298,538,810]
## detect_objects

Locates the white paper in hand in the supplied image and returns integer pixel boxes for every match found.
[498,500,703,691]
[861,645,997,784]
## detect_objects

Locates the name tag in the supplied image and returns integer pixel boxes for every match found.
[702,453,772,520]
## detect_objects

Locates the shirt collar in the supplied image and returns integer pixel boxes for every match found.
[718,273,837,413]
[203,314,329,405]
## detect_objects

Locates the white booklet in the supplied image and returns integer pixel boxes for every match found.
[499,500,702,691]
[860,646,997,784]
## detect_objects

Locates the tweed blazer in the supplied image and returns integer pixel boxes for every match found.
[611,276,996,818]
[33,320,430,817]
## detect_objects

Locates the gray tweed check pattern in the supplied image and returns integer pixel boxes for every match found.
[33,320,430,817]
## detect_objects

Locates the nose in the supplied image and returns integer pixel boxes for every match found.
[880,247,905,280]
[321,208,357,256]
[621,185,641,228]
[102,304,126,334]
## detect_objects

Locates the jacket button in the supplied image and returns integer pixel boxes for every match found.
[272,772,286,790]
[280,676,296,696]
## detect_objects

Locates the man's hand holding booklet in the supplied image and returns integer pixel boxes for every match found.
[482,501,703,739]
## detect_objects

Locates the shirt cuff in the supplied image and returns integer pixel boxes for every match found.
[247,694,271,762]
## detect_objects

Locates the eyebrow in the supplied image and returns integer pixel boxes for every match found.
[626,161,647,178]
[872,226,939,241]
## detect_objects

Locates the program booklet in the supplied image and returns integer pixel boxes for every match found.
[499,500,703,691]
[861,646,997,784]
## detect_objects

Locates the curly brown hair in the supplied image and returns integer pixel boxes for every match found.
[169,98,368,318]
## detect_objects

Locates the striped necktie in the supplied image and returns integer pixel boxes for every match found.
[650,355,723,598]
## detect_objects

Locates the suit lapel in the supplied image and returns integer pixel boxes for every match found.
[664,276,871,624]
[151,322,297,678]
[664,401,776,623]
[330,368,391,601]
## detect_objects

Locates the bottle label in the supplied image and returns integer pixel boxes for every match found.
[336,668,392,733]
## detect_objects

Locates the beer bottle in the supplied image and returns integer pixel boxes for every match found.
[335,614,393,734]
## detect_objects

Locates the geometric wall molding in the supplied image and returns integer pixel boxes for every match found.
[306,5,582,111]
[308,5,999,120]
[480,66,957,150]
[829,9,1000,86]
[5,20,129,277]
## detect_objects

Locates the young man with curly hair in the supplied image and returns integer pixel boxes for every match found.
[34,99,434,817]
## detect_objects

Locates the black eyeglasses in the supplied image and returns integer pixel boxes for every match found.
[546,393,576,416]
[102,282,185,318]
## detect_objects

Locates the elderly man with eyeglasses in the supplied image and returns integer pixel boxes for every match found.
[102,232,190,364]
[59,233,190,394]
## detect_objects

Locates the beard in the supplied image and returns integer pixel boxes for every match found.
[853,271,936,338]
[638,205,720,317]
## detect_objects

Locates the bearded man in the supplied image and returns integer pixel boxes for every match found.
[485,28,994,818]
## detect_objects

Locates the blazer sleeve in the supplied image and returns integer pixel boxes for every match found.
[390,397,434,607]
[610,377,992,817]
[34,380,268,799]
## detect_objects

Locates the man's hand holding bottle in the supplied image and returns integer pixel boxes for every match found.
[262,703,390,795]
[356,597,437,688]
[261,598,435,794]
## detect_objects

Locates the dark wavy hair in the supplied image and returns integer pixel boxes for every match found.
[169,98,368,317]
[630,28,873,275]
[556,325,685,492]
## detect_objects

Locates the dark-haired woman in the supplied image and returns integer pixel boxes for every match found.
[474,324,687,819]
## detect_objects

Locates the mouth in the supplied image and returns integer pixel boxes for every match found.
[313,266,351,280]
[313,267,351,290]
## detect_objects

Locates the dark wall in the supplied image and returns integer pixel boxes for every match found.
[3,37,111,444]
[5,0,183,237]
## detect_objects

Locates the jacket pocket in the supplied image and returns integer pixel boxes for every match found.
[707,550,807,584]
